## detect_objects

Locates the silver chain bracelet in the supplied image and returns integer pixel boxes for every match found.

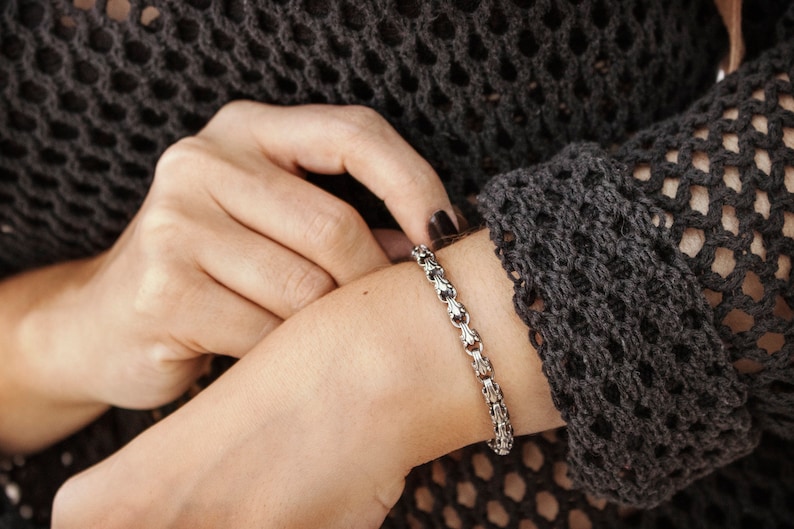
[411,244,514,456]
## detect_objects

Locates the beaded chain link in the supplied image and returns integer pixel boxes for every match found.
[412,245,514,455]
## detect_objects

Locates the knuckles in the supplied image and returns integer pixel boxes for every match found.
[132,260,179,321]
[129,208,191,319]
[304,200,366,256]
[123,101,387,323]
[200,99,264,137]
[155,136,210,173]
[282,262,336,314]
[335,104,385,129]
[211,99,261,126]
[330,105,390,147]
[151,136,215,192]
[134,206,190,261]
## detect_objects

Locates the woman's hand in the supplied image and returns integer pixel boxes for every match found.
[70,101,456,409]
[51,231,562,529]
[1,102,456,452]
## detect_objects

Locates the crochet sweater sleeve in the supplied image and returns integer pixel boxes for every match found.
[477,38,794,507]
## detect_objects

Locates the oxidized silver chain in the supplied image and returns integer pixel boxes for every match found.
[411,244,514,455]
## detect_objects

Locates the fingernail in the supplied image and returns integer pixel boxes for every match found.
[428,210,459,250]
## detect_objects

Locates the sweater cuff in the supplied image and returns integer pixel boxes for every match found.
[477,144,758,507]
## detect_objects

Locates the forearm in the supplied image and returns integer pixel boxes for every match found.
[252,228,562,469]
[51,232,562,529]
[375,229,564,466]
[0,260,107,454]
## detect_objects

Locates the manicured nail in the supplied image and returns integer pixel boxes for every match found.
[428,210,459,250]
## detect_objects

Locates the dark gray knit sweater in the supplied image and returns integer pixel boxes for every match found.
[2,1,794,528]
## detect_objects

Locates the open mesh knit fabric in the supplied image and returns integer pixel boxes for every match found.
[0,0,729,275]
[2,1,794,528]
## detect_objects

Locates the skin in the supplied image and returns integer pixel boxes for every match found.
[10,102,752,527]
[0,102,458,454]
[47,207,746,529]
[51,230,565,529]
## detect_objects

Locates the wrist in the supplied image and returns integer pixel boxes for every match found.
[239,261,485,477]
[0,258,108,453]
[328,230,562,471]
[7,257,105,405]
[434,231,564,439]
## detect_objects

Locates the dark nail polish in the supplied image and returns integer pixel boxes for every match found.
[428,210,459,250]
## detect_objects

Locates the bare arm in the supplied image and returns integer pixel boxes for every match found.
[0,259,108,454]
[50,228,562,529]
[0,102,458,455]
[53,39,794,526]
[52,199,760,529]
[50,92,783,525]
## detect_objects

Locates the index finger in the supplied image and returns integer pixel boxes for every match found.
[248,104,459,247]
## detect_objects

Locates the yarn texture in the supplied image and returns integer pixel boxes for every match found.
[479,144,757,506]
[2,1,794,528]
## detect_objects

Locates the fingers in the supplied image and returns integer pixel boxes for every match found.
[187,150,392,285]
[194,212,337,319]
[144,101,455,364]
[212,102,458,246]
[172,275,280,358]
[130,208,281,359]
